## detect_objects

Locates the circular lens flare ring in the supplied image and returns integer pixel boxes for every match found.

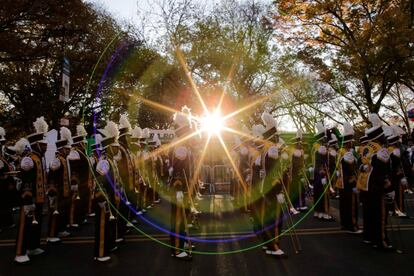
[201,109,225,136]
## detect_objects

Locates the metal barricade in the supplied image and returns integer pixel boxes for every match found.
[212,165,232,195]
[199,165,214,194]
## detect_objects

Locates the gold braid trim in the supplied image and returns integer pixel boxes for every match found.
[58,155,70,197]
[30,153,45,204]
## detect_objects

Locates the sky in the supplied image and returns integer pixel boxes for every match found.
[85,0,298,131]
[86,0,220,26]
[87,0,145,24]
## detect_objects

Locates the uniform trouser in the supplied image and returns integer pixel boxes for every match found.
[147,187,154,206]
[137,184,145,211]
[94,202,111,258]
[76,184,89,225]
[58,197,70,232]
[170,198,186,254]
[251,196,264,239]
[291,178,305,209]
[395,184,405,213]
[126,189,138,217]
[29,203,43,250]
[47,208,59,238]
[15,203,44,253]
[370,194,389,247]
[153,180,160,202]
[111,200,128,241]
[262,196,283,250]
[0,187,13,228]
[339,188,359,231]
[15,207,32,256]
[360,191,373,242]
[314,181,329,213]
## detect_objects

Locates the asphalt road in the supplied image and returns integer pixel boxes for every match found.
[1,194,413,276]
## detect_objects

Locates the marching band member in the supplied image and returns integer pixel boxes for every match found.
[46,138,69,243]
[0,127,17,231]
[312,122,333,221]
[169,108,193,260]
[259,112,288,257]
[72,124,94,223]
[336,123,361,233]
[14,116,49,263]
[117,115,135,227]
[289,130,307,211]
[101,121,127,244]
[327,129,339,199]
[249,123,266,250]
[94,136,113,262]
[130,126,144,215]
[386,125,408,217]
[360,114,393,249]
[142,128,153,210]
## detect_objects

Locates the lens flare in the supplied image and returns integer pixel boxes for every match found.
[201,109,224,136]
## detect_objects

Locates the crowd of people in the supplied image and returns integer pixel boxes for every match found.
[0,109,413,264]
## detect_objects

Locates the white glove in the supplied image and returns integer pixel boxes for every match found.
[23,204,35,215]
[15,177,22,191]
[308,167,314,174]
[336,171,340,177]
[259,169,266,179]
[246,174,251,183]
[352,187,359,194]
[89,156,96,166]
[386,191,395,200]
[321,178,327,186]
[401,177,408,186]
[168,167,174,177]
[176,191,184,203]
[71,185,79,192]
[363,165,369,172]
[276,193,285,204]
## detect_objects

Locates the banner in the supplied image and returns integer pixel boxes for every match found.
[59,57,70,102]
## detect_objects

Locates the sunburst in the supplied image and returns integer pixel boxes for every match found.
[134,48,270,203]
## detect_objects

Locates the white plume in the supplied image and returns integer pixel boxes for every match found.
[173,112,189,127]
[143,128,150,139]
[261,112,276,129]
[234,136,242,146]
[383,126,393,137]
[241,125,250,134]
[368,113,382,128]
[0,127,5,139]
[252,124,265,138]
[181,105,191,116]
[33,116,48,134]
[104,121,119,140]
[119,114,132,131]
[76,124,87,137]
[391,125,404,136]
[132,126,143,139]
[94,134,103,144]
[343,122,354,136]
[60,127,72,141]
[15,138,30,154]
[296,129,303,139]
[315,122,325,134]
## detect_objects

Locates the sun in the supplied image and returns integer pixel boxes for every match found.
[200,109,225,136]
